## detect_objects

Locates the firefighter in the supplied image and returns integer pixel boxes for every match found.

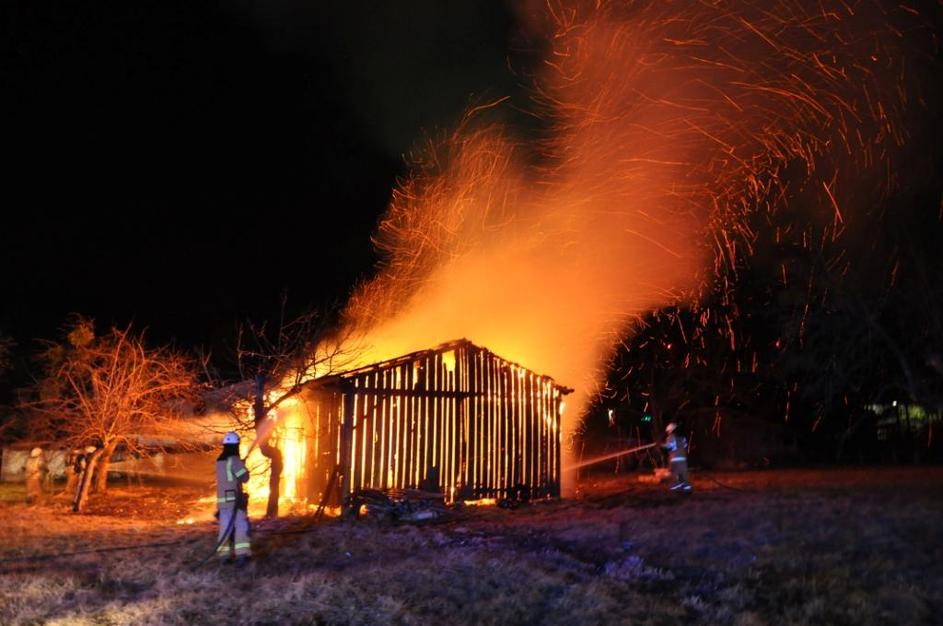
[662,422,692,493]
[64,448,81,496]
[25,447,47,504]
[216,431,251,566]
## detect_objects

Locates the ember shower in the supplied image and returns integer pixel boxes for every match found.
[338,0,927,488]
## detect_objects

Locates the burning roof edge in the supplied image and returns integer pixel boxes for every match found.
[315,338,573,394]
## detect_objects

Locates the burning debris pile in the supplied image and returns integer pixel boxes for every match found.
[347,488,449,522]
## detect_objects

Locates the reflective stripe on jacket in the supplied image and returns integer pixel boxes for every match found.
[216,456,249,506]
[663,433,688,463]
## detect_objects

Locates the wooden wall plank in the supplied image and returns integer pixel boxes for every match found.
[322,341,564,505]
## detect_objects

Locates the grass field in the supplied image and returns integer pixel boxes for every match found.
[2,467,941,625]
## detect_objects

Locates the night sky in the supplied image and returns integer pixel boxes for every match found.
[2,0,941,419]
[2,1,529,360]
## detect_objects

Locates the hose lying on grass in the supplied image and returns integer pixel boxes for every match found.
[0,536,205,567]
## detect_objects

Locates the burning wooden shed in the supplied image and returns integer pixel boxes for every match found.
[293,339,569,505]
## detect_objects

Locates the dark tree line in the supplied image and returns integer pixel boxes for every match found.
[587,187,943,466]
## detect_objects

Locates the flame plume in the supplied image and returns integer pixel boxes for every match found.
[339,0,931,485]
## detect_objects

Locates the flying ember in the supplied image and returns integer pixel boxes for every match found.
[329,0,922,494]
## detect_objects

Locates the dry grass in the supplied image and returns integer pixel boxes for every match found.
[2,468,941,625]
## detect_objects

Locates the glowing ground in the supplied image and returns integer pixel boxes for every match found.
[3,468,941,625]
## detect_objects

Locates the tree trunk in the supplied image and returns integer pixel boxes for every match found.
[259,440,282,518]
[73,449,103,513]
[93,439,119,493]
[255,374,281,518]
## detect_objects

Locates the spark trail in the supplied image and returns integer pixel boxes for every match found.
[338,1,932,488]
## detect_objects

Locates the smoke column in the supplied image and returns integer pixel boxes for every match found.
[339,1,929,482]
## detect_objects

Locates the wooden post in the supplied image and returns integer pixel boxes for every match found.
[553,390,562,498]
[457,356,467,499]
[339,386,355,517]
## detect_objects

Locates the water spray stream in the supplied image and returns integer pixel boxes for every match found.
[105,468,214,485]
[244,418,275,459]
[563,443,657,472]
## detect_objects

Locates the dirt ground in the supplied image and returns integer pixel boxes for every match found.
[2,467,941,625]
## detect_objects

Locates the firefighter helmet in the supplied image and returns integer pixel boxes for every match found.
[84,445,97,454]
[30,447,42,458]
[223,432,240,445]
[665,422,677,434]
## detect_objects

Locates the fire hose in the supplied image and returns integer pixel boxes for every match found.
[191,506,237,571]
[562,442,752,493]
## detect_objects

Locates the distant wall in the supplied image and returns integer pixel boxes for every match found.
[1,446,217,483]
[1,448,68,481]
[107,450,216,483]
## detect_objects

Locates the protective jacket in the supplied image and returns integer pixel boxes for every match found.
[663,433,687,463]
[662,432,691,492]
[216,456,249,508]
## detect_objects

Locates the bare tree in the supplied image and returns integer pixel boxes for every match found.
[232,301,360,518]
[23,317,199,510]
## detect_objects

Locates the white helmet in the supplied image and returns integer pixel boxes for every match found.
[30,447,42,458]
[665,422,677,434]
[85,446,97,454]
[223,432,240,445]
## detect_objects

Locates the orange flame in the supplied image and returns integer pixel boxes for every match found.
[337,1,923,494]
[240,394,309,515]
